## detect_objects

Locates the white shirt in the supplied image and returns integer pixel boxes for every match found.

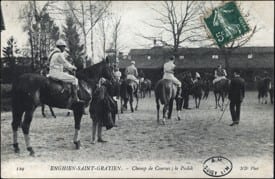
[49,48,75,74]
[163,61,175,74]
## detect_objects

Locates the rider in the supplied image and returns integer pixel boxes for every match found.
[125,61,139,84]
[163,56,182,99]
[193,72,201,83]
[48,39,82,103]
[113,65,122,81]
[213,64,227,84]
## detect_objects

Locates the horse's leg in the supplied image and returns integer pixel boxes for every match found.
[176,98,181,120]
[41,104,46,117]
[72,104,84,149]
[198,97,201,109]
[264,92,268,104]
[49,106,56,118]
[130,94,134,112]
[11,109,24,153]
[214,92,218,109]
[22,109,35,156]
[162,104,168,125]
[221,94,224,111]
[135,92,139,111]
[168,99,174,119]
[156,98,160,124]
[120,97,123,113]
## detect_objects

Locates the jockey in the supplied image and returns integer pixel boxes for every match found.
[48,39,82,103]
[113,66,122,81]
[125,61,139,84]
[163,56,182,99]
[193,72,201,83]
[213,65,227,84]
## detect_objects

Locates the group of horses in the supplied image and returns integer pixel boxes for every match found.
[10,62,273,156]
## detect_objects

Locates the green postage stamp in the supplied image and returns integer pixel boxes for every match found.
[204,1,250,47]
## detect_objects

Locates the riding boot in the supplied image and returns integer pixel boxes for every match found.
[72,85,83,103]
[177,87,183,99]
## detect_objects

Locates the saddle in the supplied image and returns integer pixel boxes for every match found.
[47,76,72,95]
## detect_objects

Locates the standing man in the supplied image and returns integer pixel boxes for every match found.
[125,61,139,84]
[48,39,82,104]
[163,56,182,99]
[228,70,245,126]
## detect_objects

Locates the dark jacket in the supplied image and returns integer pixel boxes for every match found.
[228,76,245,102]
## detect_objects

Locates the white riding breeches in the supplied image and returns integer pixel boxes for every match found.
[126,74,139,83]
[48,71,78,86]
[163,73,182,87]
[213,76,226,84]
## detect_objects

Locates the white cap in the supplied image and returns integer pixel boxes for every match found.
[131,61,135,64]
[196,72,200,78]
[56,39,67,47]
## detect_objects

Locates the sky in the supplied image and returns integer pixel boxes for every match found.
[1,1,274,62]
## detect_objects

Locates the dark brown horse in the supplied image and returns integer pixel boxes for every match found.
[120,79,139,113]
[154,79,181,125]
[11,60,114,156]
[139,78,152,98]
[255,75,272,104]
[213,78,230,110]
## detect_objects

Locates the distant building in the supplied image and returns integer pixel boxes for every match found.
[119,46,274,88]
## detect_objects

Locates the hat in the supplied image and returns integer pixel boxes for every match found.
[56,39,66,47]
[131,61,135,64]
[217,65,222,68]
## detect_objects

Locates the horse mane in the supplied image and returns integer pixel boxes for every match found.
[76,60,106,81]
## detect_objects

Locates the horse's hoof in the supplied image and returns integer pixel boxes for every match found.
[177,117,181,121]
[53,115,56,118]
[90,140,96,144]
[74,141,81,149]
[13,143,20,153]
[42,114,46,118]
[27,147,35,156]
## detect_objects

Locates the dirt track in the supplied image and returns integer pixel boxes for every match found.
[1,91,273,177]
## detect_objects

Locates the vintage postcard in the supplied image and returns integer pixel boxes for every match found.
[1,1,274,178]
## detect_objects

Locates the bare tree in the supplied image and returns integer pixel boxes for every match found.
[66,1,111,55]
[138,1,204,59]
[110,16,123,59]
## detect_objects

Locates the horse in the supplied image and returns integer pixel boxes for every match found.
[11,60,114,156]
[154,79,181,125]
[120,78,139,113]
[255,75,272,104]
[202,72,213,100]
[41,104,56,118]
[191,79,204,108]
[139,78,152,98]
[213,78,230,110]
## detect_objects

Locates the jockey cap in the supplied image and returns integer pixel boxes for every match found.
[131,61,135,65]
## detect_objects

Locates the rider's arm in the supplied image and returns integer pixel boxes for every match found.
[214,70,218,78]
[135,68,139,77]
[223,69,227,77]
[58,53,76,70]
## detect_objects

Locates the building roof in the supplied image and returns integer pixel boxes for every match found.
[120,46,274,69]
